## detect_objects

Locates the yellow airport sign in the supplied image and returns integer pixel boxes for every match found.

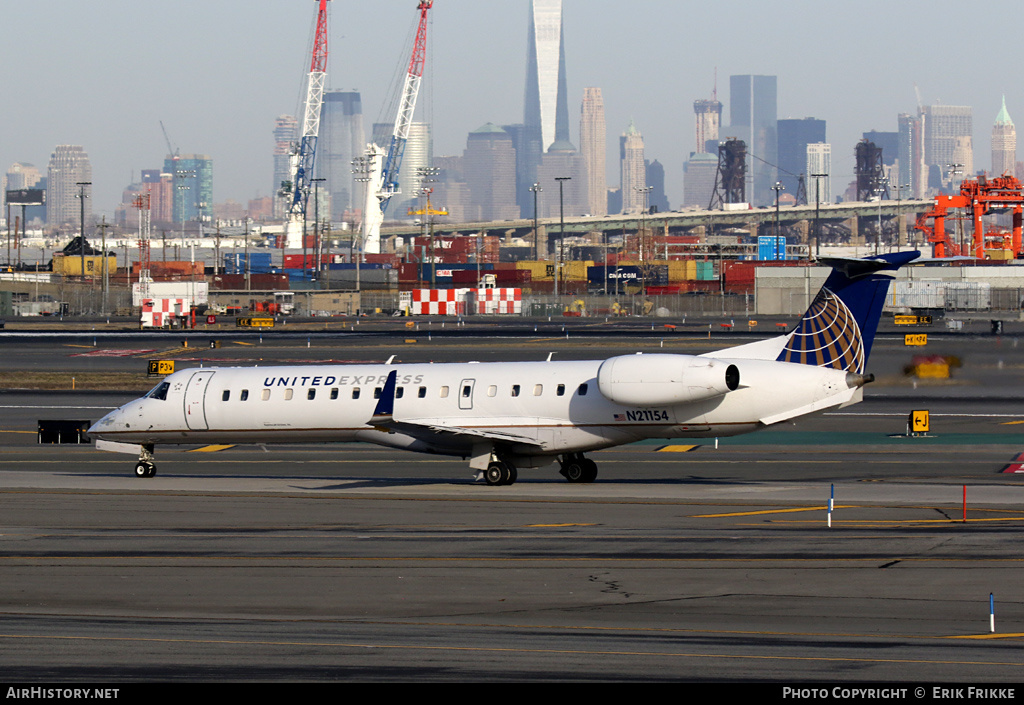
[910,410,930,434]
[148,360,175,376]
[904,333,928,346]
[895,314,933,326]
[236,317,275,328]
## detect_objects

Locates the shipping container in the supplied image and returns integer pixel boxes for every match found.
[224,252,273,274]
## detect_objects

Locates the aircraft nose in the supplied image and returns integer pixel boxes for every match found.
[88,407,126,437]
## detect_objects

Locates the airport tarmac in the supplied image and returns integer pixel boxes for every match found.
[2,327,1024,682]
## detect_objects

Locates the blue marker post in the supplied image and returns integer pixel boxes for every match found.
[828,484,834,528]
[990,593,995,633]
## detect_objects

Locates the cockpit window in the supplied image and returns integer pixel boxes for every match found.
[145,382,170,401]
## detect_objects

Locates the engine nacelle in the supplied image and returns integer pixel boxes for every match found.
[597,354,739,407]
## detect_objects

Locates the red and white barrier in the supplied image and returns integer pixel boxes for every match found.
[408,288,522,315]
[141,298,191,328]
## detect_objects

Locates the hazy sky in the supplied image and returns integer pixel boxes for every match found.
[1,0,1016,217]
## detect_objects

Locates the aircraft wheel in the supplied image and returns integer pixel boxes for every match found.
[135,461,156,478]
[485,462,508,486]
[485,461,516,486]
[582,459,598,483]
[562,460,587,483]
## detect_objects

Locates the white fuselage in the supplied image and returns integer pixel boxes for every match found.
[89,354,861,462]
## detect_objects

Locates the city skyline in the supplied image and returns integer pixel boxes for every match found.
[1,0,1019,219]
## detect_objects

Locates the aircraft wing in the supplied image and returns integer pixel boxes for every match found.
[369,370,545,447]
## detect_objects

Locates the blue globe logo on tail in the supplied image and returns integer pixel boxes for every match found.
[776,251,921,373]
[778,288,865,374]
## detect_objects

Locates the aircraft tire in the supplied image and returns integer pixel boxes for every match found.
[485,461,512,486]
[582,459,598,483]
[135,461,156,478]
[562,460,587,483]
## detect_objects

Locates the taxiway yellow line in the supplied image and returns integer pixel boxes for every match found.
[692,506,833,518]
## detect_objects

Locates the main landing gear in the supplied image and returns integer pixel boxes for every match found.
[559,453,597,483]
[134,444,157,478]
[484,459,517,486]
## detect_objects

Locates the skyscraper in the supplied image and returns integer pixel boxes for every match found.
[777,118,826,198]
[898,113,927,198]
[46,145,92,229]
[523,0,569,211]
[694,97,722,154]
[682,153,718,208]
[922,105,973,184]
[399,122,432,216]
[992,96,1016,178]
[316,91,364,220]
[164,154,212,224]
[462,123,519,222]
[524,0,570,154]
[620,121,646,214]
[806,143,832,206]
[272,114,297,217]
[645,159,669,213]
[729,75,777,206]
[579,87,607,216]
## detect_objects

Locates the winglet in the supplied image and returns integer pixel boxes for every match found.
[371,369,398,421]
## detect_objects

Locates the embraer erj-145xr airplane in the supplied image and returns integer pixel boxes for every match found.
[89,252,918,486]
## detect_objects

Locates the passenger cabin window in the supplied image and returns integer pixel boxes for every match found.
[533,384,543,396]
[577,383,588,396]
[146,382,170,401]
[511,385,520,397]
[261,389,271,401]
[418,387,427,398]
[330,388,339,400]
[222,390,230,402]
[440,386,449,398]
[462,385,472,398]
[307,388,316,400]
[352,388,360,400]
[240,390,249,401]
[396,387,404,399]
[487,385,497,397]
[374,387,382,399]
[556,384,565,397]
[284,389,294,401]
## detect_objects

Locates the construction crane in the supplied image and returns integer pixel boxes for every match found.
[285,0,330,249]
[914,174,1024,259]
[360,1,433,255]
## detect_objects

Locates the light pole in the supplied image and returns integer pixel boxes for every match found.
[891,182,910,248]
[311,177,326,286]
[555,176,571,298]
[530,182,542,261]
[811,172,828,259]
[75,181,91,280]
[635,186,653,291]
[415,166,441,289]
[772,181,785,259]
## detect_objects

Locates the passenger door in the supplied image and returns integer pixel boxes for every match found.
[183,371,216,430]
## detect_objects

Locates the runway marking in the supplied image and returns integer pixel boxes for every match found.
[524,523,597,527]
[656,445,699,452]
[761,515,1024,526]
[1000,420,1024,425]
[692,506,834,518]
[0,631,1022,668]
[0,406,115,410]
[949,633,1024,640]
[187,445,236,453]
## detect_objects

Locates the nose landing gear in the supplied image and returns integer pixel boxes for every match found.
[134,445,157,478]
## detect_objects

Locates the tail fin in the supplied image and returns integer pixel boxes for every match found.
[777,251,919,373]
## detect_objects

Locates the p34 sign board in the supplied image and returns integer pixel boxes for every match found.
[148,360,175,376]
